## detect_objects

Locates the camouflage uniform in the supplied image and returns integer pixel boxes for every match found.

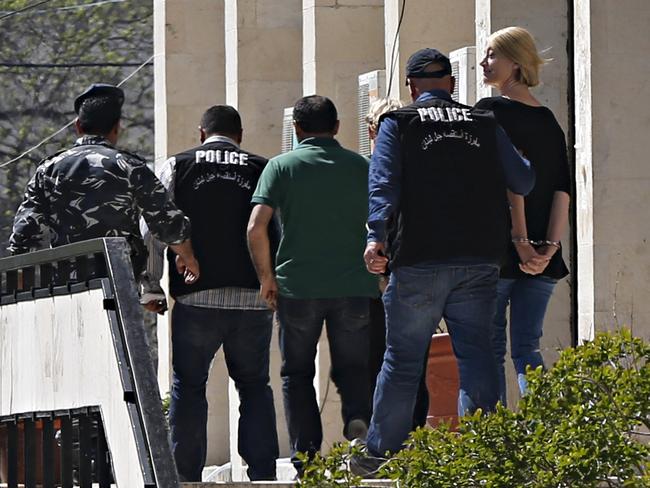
[9,135,191,276]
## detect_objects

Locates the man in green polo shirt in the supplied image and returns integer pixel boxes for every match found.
[247,95,376,475]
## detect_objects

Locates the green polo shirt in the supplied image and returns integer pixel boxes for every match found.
[251,137,377,299]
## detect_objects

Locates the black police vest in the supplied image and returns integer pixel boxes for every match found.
[385,98,509,267]
[167,140,275,298]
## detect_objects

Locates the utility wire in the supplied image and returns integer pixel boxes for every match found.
[386,0,407,98]
[0,62,153,68]
[116,53,154,87]
[0,53,156,169]
[32,0,124,13]
[0,0,54,21]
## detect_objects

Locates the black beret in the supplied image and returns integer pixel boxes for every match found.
[74,84,124,114]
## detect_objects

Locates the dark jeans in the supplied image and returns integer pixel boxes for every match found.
[276,296,371,470]
[367,263,500,456]
[492,276,557,405]
[369,297,429,429]
[169,303,279,482]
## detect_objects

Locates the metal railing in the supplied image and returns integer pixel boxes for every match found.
[0,407,112,487]
[0,238,179,488]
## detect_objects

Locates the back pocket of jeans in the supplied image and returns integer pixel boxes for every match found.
[341,297,370,324]
[396,269,433,308]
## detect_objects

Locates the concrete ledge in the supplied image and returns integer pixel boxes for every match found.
[182,484,295,488]
[182,481,394,487]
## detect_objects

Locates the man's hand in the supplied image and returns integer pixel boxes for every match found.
[175,254,200,284]
[143,298,168,315]
[169,239,200,284]
[260,275,278,311]
[364,241,389,274]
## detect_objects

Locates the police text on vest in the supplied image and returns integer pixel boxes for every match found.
[195,150,249,165]
[417,107,473,123]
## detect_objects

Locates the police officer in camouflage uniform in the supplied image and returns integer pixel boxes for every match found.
[9,84,200,283]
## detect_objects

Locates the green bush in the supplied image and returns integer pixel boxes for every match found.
[298,443,364,488]
[300,330,650,487]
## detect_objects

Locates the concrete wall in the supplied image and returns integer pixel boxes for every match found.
[225,0,303,157]
[475,0,572,406]
[155,0,303,469]
[223,1,303,471]
[153,0,650,476]
[301,0,385,446]
[154,0,226,158]
[303,0,385,151]
[154,0,233,467]
[574,0,650,341]
[385,0,475,101]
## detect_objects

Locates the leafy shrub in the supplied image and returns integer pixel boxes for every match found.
[300,330,650,487]
[298,443,364,488]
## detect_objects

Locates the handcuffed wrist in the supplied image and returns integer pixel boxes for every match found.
[512,237,531,246]
[512,237,561,249]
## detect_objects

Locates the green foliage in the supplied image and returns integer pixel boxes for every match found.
[301,330,650,487]
[161,391,171,417]
[0,0,154,256]
[298,443,364,488]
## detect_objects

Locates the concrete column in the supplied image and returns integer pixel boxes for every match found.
[384,0,475,102]
[574,0,650,341]
[475,0,571,405]
[224,0,303,157]
[154,0,226,159]
[154,0,233,470]
[300,0,383,447]
[475,0,569,118]
[573,0,594,342]
[303,0,385,151]
[223,1,302,475]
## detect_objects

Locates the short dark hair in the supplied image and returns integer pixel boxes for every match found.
[200,105,242,135]
[293,95,338,133]
[77,96,121,135]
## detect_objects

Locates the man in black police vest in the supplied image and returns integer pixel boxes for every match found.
[356,48,535,468]
[141,106,279,482]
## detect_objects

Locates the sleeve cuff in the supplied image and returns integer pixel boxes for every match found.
[141,278,165,296]
[251,196,276,208]
[366,220,386,244]
[160,216,192,246]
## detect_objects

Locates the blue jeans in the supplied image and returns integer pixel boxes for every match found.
[169,303,279,481]
[492,277,557,405]
[276,296,371,470]
[367,263,500,456]
[368,297,429,430]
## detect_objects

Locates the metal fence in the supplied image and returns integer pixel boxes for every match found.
[0,238,179,488]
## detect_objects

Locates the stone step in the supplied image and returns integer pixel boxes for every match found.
[182,484,294,488]
[182,481,394,487]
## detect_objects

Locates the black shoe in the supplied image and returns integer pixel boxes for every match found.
[345,418,369,441]
[348,439,386,479]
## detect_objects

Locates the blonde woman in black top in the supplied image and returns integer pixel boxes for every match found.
[475,26,570,405]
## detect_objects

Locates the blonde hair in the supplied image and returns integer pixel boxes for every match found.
[488,26,546,87]
[365,98,403,134]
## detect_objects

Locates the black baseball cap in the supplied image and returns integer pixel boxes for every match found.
[74,84,124,114]
[405,48,452,83]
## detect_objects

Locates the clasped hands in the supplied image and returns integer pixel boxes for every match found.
[515,242,555,275]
